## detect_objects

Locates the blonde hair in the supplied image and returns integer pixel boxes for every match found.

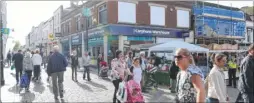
[176,48,195,65]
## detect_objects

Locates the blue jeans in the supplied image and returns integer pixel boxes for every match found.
[206,98,219,103]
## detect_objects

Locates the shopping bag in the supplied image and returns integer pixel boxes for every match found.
[20,73,29,88]
[116,81,127,102]
[11,64,15,70]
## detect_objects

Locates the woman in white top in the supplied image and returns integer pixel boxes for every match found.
[206,53,229,103]
[130,57,142,86]
[32,50,42,82]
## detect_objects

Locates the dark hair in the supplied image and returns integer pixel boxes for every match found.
[18,50,22,52]
[115,50,122,59]
[248,44,254,51]
[132,57,139,64]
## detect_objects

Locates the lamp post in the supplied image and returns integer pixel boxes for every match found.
[81,0,89,51]
[0,0,5,87]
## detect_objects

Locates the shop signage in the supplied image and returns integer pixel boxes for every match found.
[71,34,82,45]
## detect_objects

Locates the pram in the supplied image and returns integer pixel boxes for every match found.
[99,61,109,78]
[19,73,29,93]
[144,64,158,89]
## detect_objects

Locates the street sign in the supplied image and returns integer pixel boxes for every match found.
[48,33,54,40]
[1,28,10,35]
[83,8,91,17]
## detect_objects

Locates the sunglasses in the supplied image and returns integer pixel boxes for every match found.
[174,55,187,60]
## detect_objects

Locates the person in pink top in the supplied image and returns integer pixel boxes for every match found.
[111,50,128,103]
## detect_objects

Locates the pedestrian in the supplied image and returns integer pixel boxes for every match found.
[32,50,42,82]
[227,56,237,88]
[236,44,254,102]
[139,52,148,92]
[169,60,179,93]
[82,52,91,81]
[130,57,142,86]
[22,52,33,92]
[12,50,24,84]
[97,54,103,76]
[47,45,68,100]
[126,51,133,69]
[46,51,53,82]
[7,51,12,67]
[206,53,229,102]
[71,50,79,82]
[110,50,127,103]
[174,48,205,103]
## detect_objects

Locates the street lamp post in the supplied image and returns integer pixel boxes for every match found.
[0,0,5,87]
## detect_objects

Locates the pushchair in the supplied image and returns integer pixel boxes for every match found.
[145,64,158,90]
[19,73,29,93]
[99,61,109,78]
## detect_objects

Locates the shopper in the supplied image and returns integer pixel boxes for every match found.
[82,52,91,81]
[130,57,142,86]
[22,52,34,92]
[71,50,79,82]
[12,50,24,84]
[236,44,254,102]
[169,60,179,93]
[97,54,103,76]
[111,50,127,103]
[227,56,237,88]
[206,53,229,102]
[139,52,147,92]
[46,51,53,82]
[126,51,133,69]
[47,45,68,100]
[7,51,12,66]
[32,50,42,82]
[174,48,205,103]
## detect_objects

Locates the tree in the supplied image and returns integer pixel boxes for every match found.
[12,40,21,51]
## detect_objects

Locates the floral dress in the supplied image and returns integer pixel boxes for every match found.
[175,65,204,103]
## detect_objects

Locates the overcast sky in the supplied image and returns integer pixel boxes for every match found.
[5,1,254,52]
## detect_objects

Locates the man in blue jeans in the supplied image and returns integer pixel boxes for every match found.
[47,45,68,100]
[82,52,91,81]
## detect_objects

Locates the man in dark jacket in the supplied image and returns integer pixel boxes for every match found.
[169,60,179,93]
[47,45,68,100]
[236,44,254,102]
[71,50,79,81]
[7,51,12,66]
[12,50,23,84]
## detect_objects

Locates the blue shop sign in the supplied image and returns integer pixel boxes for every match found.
[71,34,82,45]
[108,25,189,38]
[61,37,69,43]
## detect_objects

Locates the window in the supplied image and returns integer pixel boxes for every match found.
[87,16,93,28]
[98,3,107,24]
[176,8,190,28]
[150,5,165,26]
[118,1,136,23]
[67,21,71,33]
[76,16,81,31]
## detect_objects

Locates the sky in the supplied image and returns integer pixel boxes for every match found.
[5,1,254,52]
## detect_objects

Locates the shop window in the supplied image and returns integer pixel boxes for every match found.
[150,4,166,26]
[176,9,190,28]
[118,1,136,23]
[92,47,96,57]
[98,3,107,24]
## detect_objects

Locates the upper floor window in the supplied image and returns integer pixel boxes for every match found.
[118,1,136,23]
[76,16,81,31]
[149,4,166,26]
[176,7,190,28]
[98,3,107,24]
[87,16,93,28]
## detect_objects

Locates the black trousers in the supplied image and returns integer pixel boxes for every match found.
[83,66,91,80]
[33,65,41,80]
[228,69,236,87]
[72,65,78,80]
[112,79,122,103]
[25,70,32,89]
[15,67,22,83]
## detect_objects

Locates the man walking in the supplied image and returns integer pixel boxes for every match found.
[82,52,91,81]
[47,45,68,100]
[236,44,254,102]
[7,51,12,66]
[12,50,24,84]
[71,50,78,82]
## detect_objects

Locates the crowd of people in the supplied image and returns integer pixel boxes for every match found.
[5,43,254,102]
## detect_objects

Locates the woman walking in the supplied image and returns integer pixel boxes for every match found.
[174,48,205,103]
[130,57,142,86]
[206,53,229,102]
[111,50,127,103]
[22,52,34,92]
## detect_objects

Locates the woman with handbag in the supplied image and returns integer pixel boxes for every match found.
[111,50,128,103]
[174,48,205,103]
[206,53,229,103]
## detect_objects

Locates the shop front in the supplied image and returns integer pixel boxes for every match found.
[61,37,70,57]
[71,33,82,57]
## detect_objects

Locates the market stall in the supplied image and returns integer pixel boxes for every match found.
[148,41,209,85]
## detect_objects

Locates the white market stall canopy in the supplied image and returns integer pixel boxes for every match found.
[149,40,209,53]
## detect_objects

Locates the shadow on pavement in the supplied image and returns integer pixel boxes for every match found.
[33,82,45,94]
[76,82,93,92]
[55,98,66,103]
[86,81,108,90]
[143,89,175,102]
[19,92,35,102]
[10,72,16,78]
[8,85,20,94]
